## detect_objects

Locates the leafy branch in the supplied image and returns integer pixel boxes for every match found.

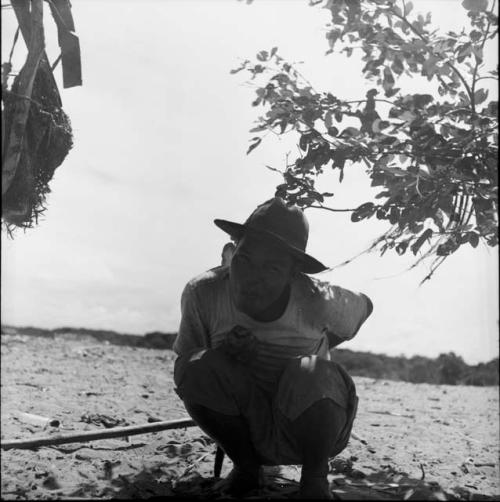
[233,0,498,281]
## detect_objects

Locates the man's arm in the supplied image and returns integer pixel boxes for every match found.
[363,293,374,318]
[173,282,210,355]
[325,286,373,348]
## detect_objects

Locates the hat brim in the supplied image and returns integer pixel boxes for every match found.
[214,219,328,275]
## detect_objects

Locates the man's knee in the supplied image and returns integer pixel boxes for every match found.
[174,348,233,387]
[282,355,331,383]
[174,348,256,416]
[277,356,355,418]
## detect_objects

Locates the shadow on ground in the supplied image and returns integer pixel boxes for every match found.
[65,462,499,500]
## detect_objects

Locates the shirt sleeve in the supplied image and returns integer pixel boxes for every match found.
[315,282,373,344]
[172,281,210,355]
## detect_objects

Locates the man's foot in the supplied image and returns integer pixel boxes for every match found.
[223,466,263,497]
[299,474,333,499]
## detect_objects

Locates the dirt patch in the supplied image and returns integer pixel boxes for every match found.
[1,334,498,499]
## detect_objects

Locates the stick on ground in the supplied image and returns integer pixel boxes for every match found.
[1,417,196,451]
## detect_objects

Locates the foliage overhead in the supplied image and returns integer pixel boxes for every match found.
[233,0,498,282]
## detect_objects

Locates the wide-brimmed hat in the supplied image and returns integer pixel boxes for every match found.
[214,197,328,274]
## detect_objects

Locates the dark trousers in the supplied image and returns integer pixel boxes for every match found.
[174,349,358,465]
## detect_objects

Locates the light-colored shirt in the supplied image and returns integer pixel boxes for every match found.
[173,266,371,391]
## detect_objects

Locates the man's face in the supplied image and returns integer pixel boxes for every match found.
[229,232,295,318]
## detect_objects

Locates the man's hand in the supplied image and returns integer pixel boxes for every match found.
[219,325,257,364]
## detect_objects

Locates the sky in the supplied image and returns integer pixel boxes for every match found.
[1,0,498,365]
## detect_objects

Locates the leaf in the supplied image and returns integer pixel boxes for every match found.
[469,232,479,248]
[341,127,360,137]
[246,137,262,155]
[383,67,395,95]
[470,30,482,42]
[433,210,445,232]
[404,489,415,500]
[398,110,417,123]
[414,94,433,108]
[392,5,403,16]
[396,241,409,255]
[404,1,413,15]
[299,135,309,151]
[411,228,433,255]
[270,46,278,57]
[389,206,400,224]
[325,111,333,129]
[334,111,343,122]
[391,57,404,76]
[327,126,339,137]
[461,0,488,12]
[249,124,266,133]
[256,50,268,62]
[252,64,265,75]
[474,88,488,105]
[351,202,376,222]
[385,87,400,98]
[472,45,483,63]
[486,101,498,116]
[457,233,470,244]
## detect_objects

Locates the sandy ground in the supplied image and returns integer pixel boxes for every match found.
[1,333,499,500]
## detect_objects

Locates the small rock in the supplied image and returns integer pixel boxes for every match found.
[350,469,366,479]
[42,475,60,490]
[330,457,352,474]
[163,444,179,458]
[180,443,193,455]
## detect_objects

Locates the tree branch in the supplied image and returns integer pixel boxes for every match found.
[390,4,474,102]
[470,0,495,113]
[309,204,357,212]
[345,98,401,108]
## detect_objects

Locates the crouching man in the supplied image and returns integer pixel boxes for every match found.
[172,197,373,499]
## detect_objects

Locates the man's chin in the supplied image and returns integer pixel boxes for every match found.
[235,297,263,318]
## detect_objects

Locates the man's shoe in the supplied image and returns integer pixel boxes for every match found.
[223,466,263,497]
[298,475,333,499]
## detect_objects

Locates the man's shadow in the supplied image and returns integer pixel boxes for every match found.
[72,461,498,500]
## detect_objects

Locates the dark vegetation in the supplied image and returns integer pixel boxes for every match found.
[2,324,498,387]
[331,347,499,386]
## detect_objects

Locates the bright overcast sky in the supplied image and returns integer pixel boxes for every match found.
[1,0,498,364]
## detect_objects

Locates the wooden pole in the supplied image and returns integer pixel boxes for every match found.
[1,417,196,451]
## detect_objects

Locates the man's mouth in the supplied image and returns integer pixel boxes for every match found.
[242,293,258,301]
